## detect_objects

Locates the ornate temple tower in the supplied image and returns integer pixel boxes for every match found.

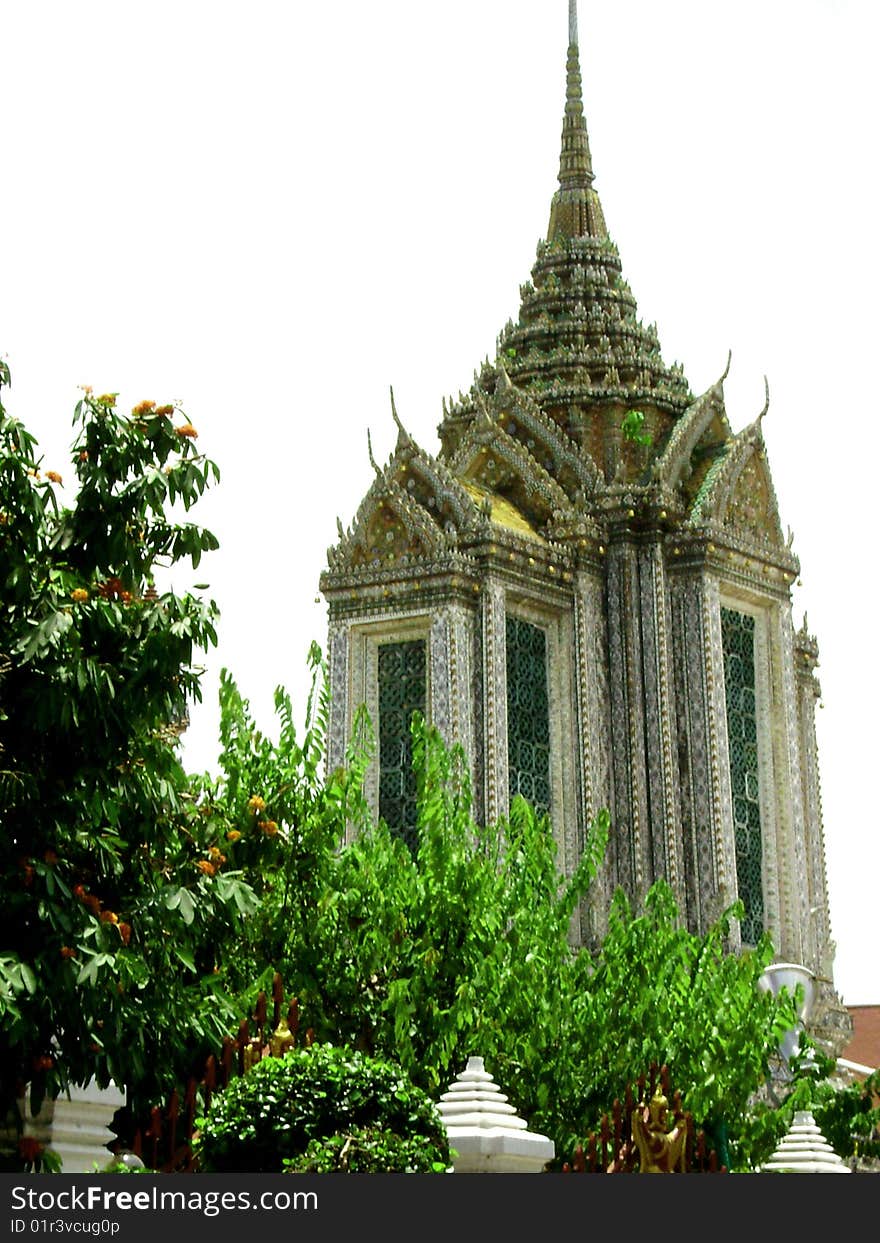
[319,2,849,1050]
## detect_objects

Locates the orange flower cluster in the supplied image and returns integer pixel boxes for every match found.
[131,400,156,416]
[46,470,63,484]
[176,423,198,439]
[60,946,77,959]
[117,922,132,946]
[247,795,266,813]
[196,860,216,876]
[100,910,119,925]
[32,1055,53,1073]
[156,404,174,416]
[226,829,242,842]
[96,578,133,604]
[70,588,89,603]
[18,1138,44,1163]
[96,394,116,407]
[208,846,226,864]
[259,820,279,837]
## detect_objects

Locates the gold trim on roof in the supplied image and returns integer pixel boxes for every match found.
[460,481,546,543]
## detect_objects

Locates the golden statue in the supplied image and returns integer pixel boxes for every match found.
[631,1088,688,1173]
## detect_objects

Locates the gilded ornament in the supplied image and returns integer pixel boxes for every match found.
[631,1089,688,1173]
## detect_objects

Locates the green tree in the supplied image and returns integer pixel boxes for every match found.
[200,660,800,1168]
[0,364,258,1147]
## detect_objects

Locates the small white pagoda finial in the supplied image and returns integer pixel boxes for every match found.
[569,0,578,46]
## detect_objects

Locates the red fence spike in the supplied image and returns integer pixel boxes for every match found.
[272,973,283,1027]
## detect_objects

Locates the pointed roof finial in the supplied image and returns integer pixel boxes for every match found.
[759,375,770,420]
[548,1,608,240]
[367,428,382,477]
[558,2,592,192]
[389,384,412,449]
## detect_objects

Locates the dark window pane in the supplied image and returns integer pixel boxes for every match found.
[506,616,551,817]
[378,639,426,851]
[721,607,764,944]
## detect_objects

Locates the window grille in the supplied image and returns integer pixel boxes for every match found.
[378,639,426,850]
[720,607,764,944]
[505,616,551,816]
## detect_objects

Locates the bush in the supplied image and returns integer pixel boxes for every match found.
[193,1044,450,1173]
[287,1127,448,1174]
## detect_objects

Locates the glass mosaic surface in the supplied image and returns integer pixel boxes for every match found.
[506,616,551,816]
[720,607,764,944]
[378,640,426,850]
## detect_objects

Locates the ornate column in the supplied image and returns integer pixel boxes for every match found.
[636,541,685,902]
[772,601,810,965]
[605,538,647,901]
[573,567,613,941]
[669,568,736,937]
[481,579,509,826]
[326,621,350,774]
[793,621,830,973]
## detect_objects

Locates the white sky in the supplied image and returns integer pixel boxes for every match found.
[2,1,877,1007]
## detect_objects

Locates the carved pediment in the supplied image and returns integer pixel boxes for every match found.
[688,419,785,550]
[490,363,601,502]
[329,478,450,573]
[721,449,785,548]
[449,397,572,531]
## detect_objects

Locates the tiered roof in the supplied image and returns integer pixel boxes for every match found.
[322,2,796,594]
[438,1,692,480]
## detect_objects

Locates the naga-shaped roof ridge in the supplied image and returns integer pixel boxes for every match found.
[650,355,733,490]
[491,361,602,499]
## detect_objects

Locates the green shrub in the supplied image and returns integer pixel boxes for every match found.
[286,1127,448,1173]
[193,1044,450,1173]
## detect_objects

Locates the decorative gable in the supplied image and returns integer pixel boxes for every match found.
[722,449,785,548]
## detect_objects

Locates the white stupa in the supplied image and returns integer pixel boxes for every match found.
[762,1110,851,1173]
[436,1056,555,1173]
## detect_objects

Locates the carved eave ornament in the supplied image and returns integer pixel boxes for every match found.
[650,357,733,494]
[490,362,602,503]
[449,395,574,535]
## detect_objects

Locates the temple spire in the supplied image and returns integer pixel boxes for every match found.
[558,1,593,192]
[548,1,608,239]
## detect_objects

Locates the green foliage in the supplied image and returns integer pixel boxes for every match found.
[557,883,795,1167]
[0,367,254,1132]
[737,1045,880,1170]
[621,408,652,447]
[204,665,800,1168]
[193,1045,450,1174]
[286,1128,449,1174]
